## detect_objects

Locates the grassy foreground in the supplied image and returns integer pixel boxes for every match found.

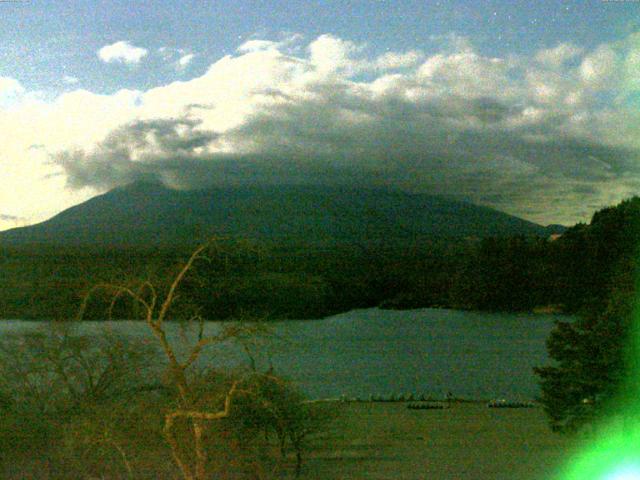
[300,402,579,480]
[0,400,583,479]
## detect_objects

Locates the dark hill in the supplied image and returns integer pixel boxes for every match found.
[0,182,562,246]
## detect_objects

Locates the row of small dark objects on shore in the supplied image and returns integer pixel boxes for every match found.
[340,394,452,403]
[486,399,535,409]
[407,401,535,410]
[337,394,535,409]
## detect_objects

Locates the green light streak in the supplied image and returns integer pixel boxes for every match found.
[557,422,640,479]
[555,277,640,480]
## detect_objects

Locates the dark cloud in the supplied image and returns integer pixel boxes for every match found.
[56,118,220,189]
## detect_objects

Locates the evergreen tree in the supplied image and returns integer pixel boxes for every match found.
[534,281,635,432]
[535,198,640,432]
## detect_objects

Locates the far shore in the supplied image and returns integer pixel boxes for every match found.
[0,303,571,322]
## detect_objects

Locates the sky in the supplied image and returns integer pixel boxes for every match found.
[0,0,639,230]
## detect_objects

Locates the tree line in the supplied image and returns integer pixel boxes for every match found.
[0,200,636,321]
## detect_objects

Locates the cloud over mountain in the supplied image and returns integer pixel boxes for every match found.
[2,33,640,226]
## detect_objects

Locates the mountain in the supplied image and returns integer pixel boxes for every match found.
[0,182,563,246]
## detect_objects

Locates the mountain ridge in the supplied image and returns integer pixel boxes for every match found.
[0,182,564,246]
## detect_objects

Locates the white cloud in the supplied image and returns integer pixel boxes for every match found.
[535,43,583,68]
[417,50,512,100]
[98,41,148,64]
[177,53,195,69]
[0,76,24,95]
[306,35,422,76]
[373,50,423,70]
[238,40,280,53]
[1,33,640,228]
[308,34,363,75]
[157,47,196,71]
[157,46,172,60]
[238,33,304,54]
[579,44,619,89]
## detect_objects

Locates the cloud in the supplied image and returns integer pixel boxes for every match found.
[373,50,423,70]
[238,40,280,53]
[0,76,24,95]
[3,33,640,226]
[305,35,423,76]
[579,44,620,89]
[63,75,79,85]
[57,118,220,189]
[157,46,171,59]
[307,34,365,75]
[177,53,195,69]
[535,43,583,68]
[98,41,148,64]
[0,213,28,231]
[237,33,304,54]
[417,50,512,99]
[158,47,196,71]
[0,76,25,107]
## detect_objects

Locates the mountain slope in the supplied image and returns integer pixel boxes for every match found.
[0,182,562,246]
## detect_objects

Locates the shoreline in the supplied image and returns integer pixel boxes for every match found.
[0,304,571,322]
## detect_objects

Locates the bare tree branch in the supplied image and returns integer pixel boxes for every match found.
[157,244,208,325]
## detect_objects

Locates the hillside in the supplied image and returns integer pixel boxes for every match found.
[0,182,561,246]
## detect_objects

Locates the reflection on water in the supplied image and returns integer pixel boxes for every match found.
[0,308,563,400]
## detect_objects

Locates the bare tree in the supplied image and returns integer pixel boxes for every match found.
[74,240,334,480]
[78,242,258,480]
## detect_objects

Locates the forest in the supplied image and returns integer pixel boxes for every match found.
[0,197,637,322]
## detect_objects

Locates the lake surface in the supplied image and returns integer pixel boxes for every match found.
[0,308,563,400]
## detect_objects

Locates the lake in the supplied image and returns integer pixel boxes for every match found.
[0,308,563,400]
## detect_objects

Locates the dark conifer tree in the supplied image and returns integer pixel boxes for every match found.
[535,198,640,432]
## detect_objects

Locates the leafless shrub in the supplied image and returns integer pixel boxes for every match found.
[0,324,161,478]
